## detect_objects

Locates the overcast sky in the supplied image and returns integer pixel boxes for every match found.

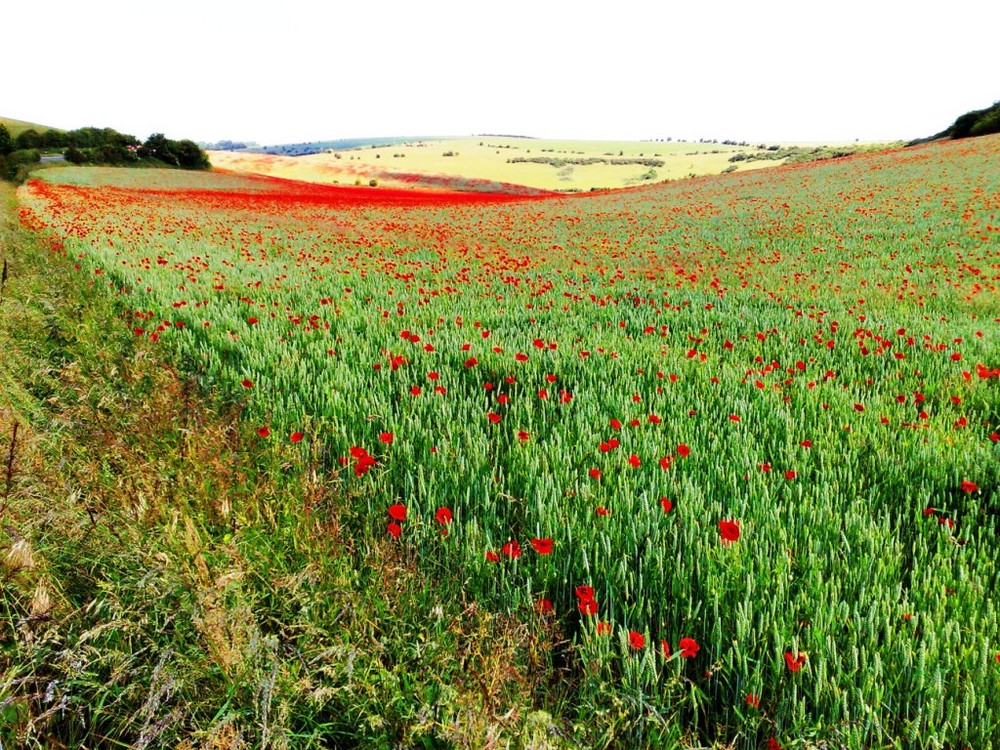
[6,0,998,145]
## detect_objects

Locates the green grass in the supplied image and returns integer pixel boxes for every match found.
[0,115,62,138]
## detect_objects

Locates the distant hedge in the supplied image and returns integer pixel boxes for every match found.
[0,123,211,181]
[911,100,1000,144]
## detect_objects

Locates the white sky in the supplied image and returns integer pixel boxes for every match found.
[5,0,999,145]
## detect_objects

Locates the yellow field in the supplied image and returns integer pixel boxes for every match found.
[209,136,788,192]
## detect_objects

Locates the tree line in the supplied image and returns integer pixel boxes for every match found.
[0,123,211,181]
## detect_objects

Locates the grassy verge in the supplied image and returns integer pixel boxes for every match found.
[0,183,578,748]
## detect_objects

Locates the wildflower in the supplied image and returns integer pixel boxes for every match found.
[502,540,522,559]
[531,537,554,555]
[784,651,807,672]
[628,631,645,649]
[679,637,699,658]
[719,519,740,543]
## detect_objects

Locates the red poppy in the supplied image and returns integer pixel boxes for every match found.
[410,385,421,396]
[535,598,553,614]
[487,412,502,424]
[785,469,797,480]
[241,378,254,389]
[628,631,645,649]
[800,439,812,448]
[387,522,401,538]
[502,540,522,559]
[530,537,554,555]
[719,519,740,543]
[247,316,258,325]
[379,431,394,444]
[627,454,641,468]
[588,468,601,480]
[609,418,622,430]
[388,503,407,522]
[661,640,671,658]
[435,507,452,525]
[595,621,611,635]
[257,426,270,438]
[745,693,760,708]
[596,506,610,516]
[578,598,598,616]
[290,431,304,443]
[575,585,595,602]
[679,637,699,658]
[961,480,978,494]
[784,651,807,672]
[768,740,782,750]
[485,550,500,562]
[677,444,690,458]
[660,497,673,513]
[729,414,741,422]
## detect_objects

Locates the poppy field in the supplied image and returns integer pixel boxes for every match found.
[18,136,1000,747]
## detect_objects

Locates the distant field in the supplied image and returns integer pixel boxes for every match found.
[210,136,790,192]
[0,115,61,137]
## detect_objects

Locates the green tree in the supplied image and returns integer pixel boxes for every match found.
[173,139,210,169]
[15,128,40,150]
[140,133,177,165]
[0,124,11,155]
[65,145,86,164]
